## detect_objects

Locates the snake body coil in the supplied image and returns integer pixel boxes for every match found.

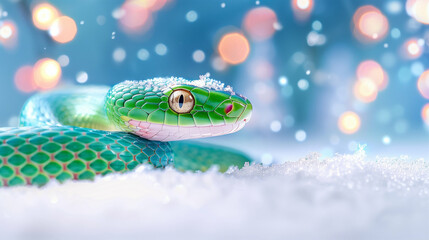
[0,77,252,186]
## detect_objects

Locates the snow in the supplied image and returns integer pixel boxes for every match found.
[1,151,429,240]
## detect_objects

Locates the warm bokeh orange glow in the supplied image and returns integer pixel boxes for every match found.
[33,58,61,90]
[406,0,429,24]
[0,21,17,48]
[356,60,388,91]
[127,0,167,11]
[291,0,314,21]
[338,111,361,134]
[353,6,389,42]
[402,38,423,59]
[14,66,37,93]
[32,3,60,30]
[218,33,250,65]
[421,103,429,124]
[243,7,277,41]
[354,78,378,103]
[49,16,77,43]
[119,1,152,34]
[417,70,429,99]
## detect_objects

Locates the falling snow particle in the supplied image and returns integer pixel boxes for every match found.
[112,32,116,40]
[297,79,309,90]
[382,135,391,145]
[96,15,106,25]
[212,57,227,71]
[8,116,19,127]
[306,70,311,75]
[221,3,226,8]
[155,44,168,56]
[270,121,282,132]
[386,1,402,14]
[192,50,205,63]
[312,20,322,31]
[137,49,150,61]
[391,28,401,39]
[186,11,198,22]
[76,71,88,84]
[80,21,84,25]
[57,55,70,67]
[278,76,288,86]
[295,130,307,142]
[256,0,260,5]
[273,22,283,31]
[113,48,126,63]
[112,8,125,19]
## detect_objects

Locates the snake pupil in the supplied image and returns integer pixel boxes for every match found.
[179,94,184,108]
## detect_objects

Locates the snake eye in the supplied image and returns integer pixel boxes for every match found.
[168,89,195,114]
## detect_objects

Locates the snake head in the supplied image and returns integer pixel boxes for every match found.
[106,77,252,141]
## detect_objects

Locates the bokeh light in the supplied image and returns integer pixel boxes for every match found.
[354,78,378,103]
[243,7,278,41]
[218,32,250,65]
[14,66,37,93]
[291,0,314,21]
[406,0,429,24]
[0,21,17,48]
[421,103,429,125]
[353,6,389,42]
[356,60,388,90]
[402,38,423,59]
[49,16,77,43]
[32,3,60,30]
[118,0,152,34]
[338,111,361,134]
[127,0,167,12]
[417,70,429,99]
[33,58,62,90]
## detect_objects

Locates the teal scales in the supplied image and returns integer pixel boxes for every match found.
[0,77,253,186]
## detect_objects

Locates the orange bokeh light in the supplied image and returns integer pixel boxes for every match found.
[354,78,378,103]
[353,6,389,42]
[406,0,429,24]
[356,60,388,91]
[338,111,361,134]
[0,21,17,48]
[402,38,423,59]
[127,0,167,11]
[49,16,77,43]
[119,0,152,34]
[32,3,60,30]
[14,66,37,93]
[421,103,429,125]
[243,7,277,41]
[33,58,61,90]
[291,0,314,21]
[417,70,429,99]
[218,32,250,65]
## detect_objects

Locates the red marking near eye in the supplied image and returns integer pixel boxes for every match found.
[225,104,233,114]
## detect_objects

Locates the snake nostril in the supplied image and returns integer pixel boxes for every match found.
[225,104,233,114]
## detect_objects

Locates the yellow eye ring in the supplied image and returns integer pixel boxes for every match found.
[168,89,195,114]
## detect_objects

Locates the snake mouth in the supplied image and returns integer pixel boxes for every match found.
[127,119,248,142]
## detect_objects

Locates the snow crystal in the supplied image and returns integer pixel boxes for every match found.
[1,152,429,239]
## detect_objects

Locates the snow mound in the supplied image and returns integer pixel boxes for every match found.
[1,151,429,240]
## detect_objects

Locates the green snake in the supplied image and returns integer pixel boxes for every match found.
[0,77,253,187]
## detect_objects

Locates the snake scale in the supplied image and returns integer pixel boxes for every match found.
[0,77,252,186]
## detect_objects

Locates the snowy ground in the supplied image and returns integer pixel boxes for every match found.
[1,151,429,240]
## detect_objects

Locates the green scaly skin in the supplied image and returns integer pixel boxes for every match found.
[0,77,253,186]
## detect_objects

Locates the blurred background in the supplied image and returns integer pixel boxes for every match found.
[0,0,428,163]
